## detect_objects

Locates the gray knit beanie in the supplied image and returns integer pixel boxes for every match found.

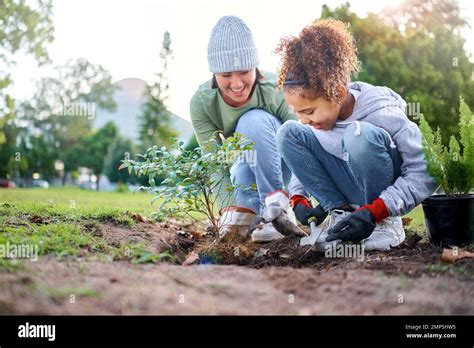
[207,16,259,73]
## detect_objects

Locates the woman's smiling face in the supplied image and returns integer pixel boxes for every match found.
[215,69,256,107]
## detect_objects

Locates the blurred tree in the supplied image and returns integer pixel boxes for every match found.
[0,0,54,145]
[81,121,118,191]
[15,134,57,184]
[63,143,85,183]
[138,31,178,151]
[319,0,474,142]
[17,58,118,184]
[103,135,137,184]
[0,116,20,178]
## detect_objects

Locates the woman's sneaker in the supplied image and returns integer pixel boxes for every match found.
[251,223,284,243]
[362,216,406,251]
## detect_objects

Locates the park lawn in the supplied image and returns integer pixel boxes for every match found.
[0,187,427,225]
[0,187,427,235]
[0,187,428,271]
[0,187,157,215]
[0,188,172,270]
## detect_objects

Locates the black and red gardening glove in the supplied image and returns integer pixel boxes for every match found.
[290,195,328,226]
[326,198,389,242]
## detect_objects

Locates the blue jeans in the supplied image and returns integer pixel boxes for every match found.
[276,120,402,211]
[230,109,292,214]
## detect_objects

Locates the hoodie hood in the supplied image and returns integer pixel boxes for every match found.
[310,81,408,160]
[335,81,407,125]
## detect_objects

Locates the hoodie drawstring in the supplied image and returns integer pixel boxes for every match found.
[354,121,361,136]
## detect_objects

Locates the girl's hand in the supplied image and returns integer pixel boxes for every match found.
[325,208,376,242]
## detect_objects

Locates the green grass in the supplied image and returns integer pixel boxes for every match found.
[404,205,425,227]
[0,187,429,271]
[0,201,136,227]
[0,187,167,229]
[0,223,93,258]
[0,187,206,221]
[0,213,174,267]
[0,188,182,270]
[0,187,428,222]
[0,187,157,215]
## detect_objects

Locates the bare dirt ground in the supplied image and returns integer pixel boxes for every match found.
[1,220,473,315]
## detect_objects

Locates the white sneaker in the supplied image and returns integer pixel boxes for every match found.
[251,223,284,243]
[311,209,352,251]
[363,216,406,251]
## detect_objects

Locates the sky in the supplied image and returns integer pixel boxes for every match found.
[7,0,474,122]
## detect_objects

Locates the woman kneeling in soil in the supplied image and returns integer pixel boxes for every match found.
[190,16,304,242]
[276,19,437,251]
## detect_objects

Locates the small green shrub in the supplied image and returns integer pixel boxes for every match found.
[419,97,474,196]
[120,133,254,236]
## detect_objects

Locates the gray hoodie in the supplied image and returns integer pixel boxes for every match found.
[289,81,437,216]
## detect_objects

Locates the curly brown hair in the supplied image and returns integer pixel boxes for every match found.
[276,19,360,102]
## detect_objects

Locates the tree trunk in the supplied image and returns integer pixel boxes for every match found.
[62,171,68,186]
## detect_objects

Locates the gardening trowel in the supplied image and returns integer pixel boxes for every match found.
[299,216,341,251]
[262,203,307,237]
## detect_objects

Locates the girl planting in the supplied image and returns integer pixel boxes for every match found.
[275,19,437,250]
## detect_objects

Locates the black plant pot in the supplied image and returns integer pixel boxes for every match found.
[421,194,474,247]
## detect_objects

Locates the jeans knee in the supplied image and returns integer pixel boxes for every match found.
[230,162,254,187]
[343,122,391,159]
[276,120,304,150]
[235,109,280,139]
